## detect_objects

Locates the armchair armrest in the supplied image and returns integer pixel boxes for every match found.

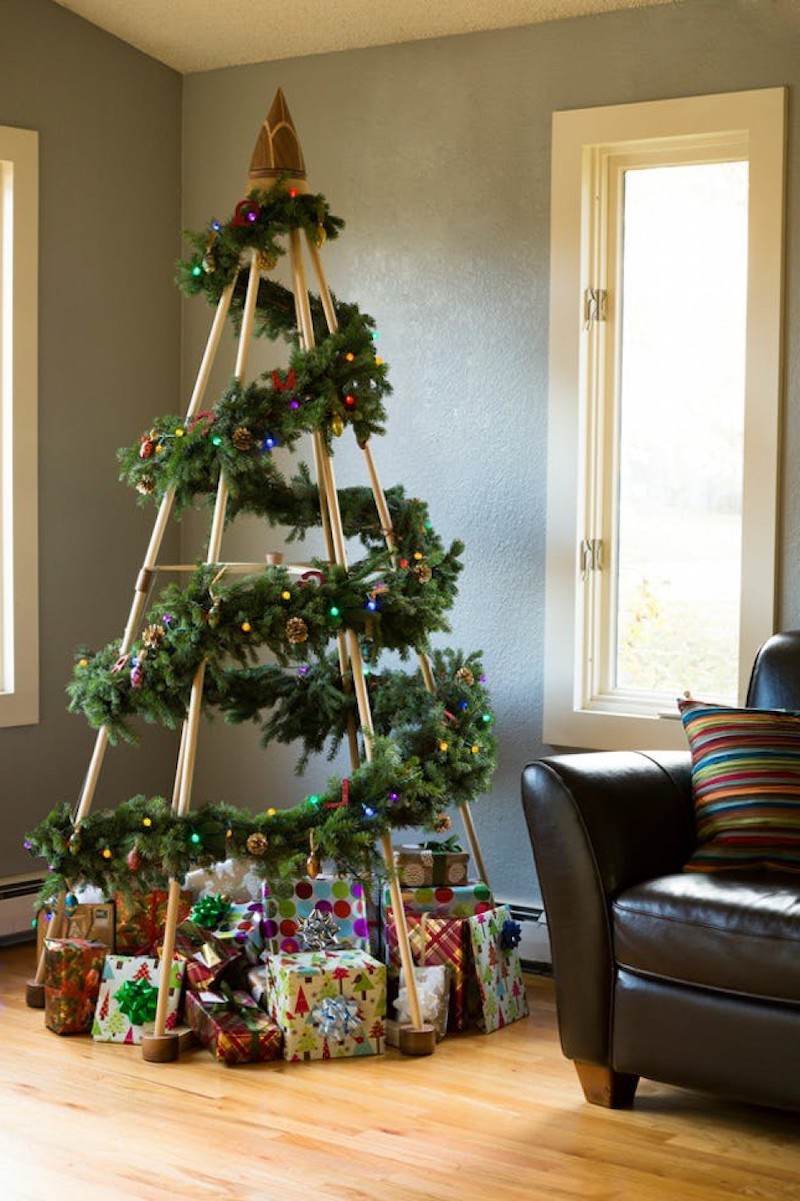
[521,750,695,1065]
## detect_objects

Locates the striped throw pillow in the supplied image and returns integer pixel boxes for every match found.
[679,699,800,872]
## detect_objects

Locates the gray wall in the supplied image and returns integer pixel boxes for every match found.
[0,0,182,877]
[181,0,800,907]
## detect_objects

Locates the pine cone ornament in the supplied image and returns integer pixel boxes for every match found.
[432,812,452,834]
[246,831,269,857]
[136,477,155,495]
[456,666,475,687]
[257,249,278,272]
[286,616,309,645]
[142,623,165,649]
[232,426,254,451]
[413,563,432,583]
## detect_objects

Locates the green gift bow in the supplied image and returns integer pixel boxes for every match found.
[115,976,159,1026]
[190,893,233,930]
[421,836,463,854]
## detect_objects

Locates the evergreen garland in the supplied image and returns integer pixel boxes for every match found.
[25,178,497,908]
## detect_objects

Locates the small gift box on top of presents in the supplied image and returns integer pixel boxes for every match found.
[393,838,469,888]
[265,948,386,1062]
[384,909,472,1031]
[263,875,371,956]
[382,880,494,920]
[185,984,282,1065]
[467,905,529,1033]
[114,888,193,956]
[92,954,185,1044]
[44,938,108,1035]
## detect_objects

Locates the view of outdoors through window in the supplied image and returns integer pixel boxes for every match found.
[615,160,749,703]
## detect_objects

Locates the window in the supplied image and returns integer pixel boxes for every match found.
[544,89,785,750]
[0,126,38,727]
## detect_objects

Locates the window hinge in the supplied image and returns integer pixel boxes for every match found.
[583,287,608,328]
[580,538,603,576]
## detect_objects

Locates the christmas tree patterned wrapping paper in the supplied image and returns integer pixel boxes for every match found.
[92,954,185,1044]
[382,881,494,919]
[44,939,108,1035]
[384,910,472,1031]
[263,876,370,955]
[467,905,529,1033]
[185,987,282,1065]
[265,948,386,1062]
[114,888,193,955]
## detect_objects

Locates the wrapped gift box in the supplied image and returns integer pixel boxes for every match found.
[393,844,469,888]
[185,988,282,1065]
[246,963,268,1010]
[263,876,370,955]
[382,881,493,919]
[188,895,266,960]
[115,889,193,955]
[467,905,529,1033]
[44,939,108,1035]
[384,910,471,1031]
[265,948,386,1061]
[37,901,115,959]
[172,920,244,992]
[185,858,264,904]
[92,954,184,1044]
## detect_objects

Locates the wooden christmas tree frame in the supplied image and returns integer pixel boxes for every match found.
[26,92,493,1061]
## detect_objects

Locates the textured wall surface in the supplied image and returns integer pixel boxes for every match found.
[180,0,800,907]
[0,0,182,877]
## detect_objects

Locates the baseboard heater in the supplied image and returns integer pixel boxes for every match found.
[0,875,42,946]
[504,902,551,973]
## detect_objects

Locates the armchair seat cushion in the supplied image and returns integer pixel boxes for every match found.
[613,872,800,1006]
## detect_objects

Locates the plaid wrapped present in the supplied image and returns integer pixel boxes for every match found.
[114,889,193,955]
[172,920,244,992]
[383,881,493,919]
[265,948,386,1061]
[468,905,529,1033]
[92,955,185,1044]
[263,876,371,955]
[185,986,282,1065]
[44,939,107,1035]
[384,910,471,1031]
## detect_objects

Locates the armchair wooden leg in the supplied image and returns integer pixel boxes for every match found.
[574,1061,639,1108]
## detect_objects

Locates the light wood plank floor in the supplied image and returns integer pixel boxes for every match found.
[1,943,798,1201]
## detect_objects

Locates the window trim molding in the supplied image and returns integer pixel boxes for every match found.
[0,125,39,727]
[543,88,786,751]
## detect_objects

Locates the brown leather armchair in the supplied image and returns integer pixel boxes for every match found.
[521,632,800,1111]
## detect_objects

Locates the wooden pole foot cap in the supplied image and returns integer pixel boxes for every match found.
[141,1032,180,1063]
[25,980,45,1008]
[398,1023,437,1057]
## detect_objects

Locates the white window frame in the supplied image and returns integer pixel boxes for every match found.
[0,126,39,727]
[543,89,785,751]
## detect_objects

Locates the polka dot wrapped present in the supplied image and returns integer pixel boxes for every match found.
[262,875,371,955]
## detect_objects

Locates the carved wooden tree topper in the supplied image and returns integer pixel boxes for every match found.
[248,87,307,193]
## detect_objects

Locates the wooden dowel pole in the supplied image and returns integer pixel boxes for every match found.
[459,800,490,888]
[185,279,236,418]
[418,652,435,695]
[305,233,338,333]
[295,226,432,1049]
[150,878,185,1046]
[360,440,397,557]
[380,832,423,1030]
[234,250,260,384]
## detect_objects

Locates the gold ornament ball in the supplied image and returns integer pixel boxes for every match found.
[246,832,269,857]
[331,415,345,437]
[306,852,322,879]
[432,813,452,834]
[286,616,309,645]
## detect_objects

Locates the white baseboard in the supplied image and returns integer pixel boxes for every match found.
[503,903,551,968]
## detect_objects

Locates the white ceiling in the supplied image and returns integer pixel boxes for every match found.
[50,0,676,74]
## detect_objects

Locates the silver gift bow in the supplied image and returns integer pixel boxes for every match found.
[311,995,361,1041]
